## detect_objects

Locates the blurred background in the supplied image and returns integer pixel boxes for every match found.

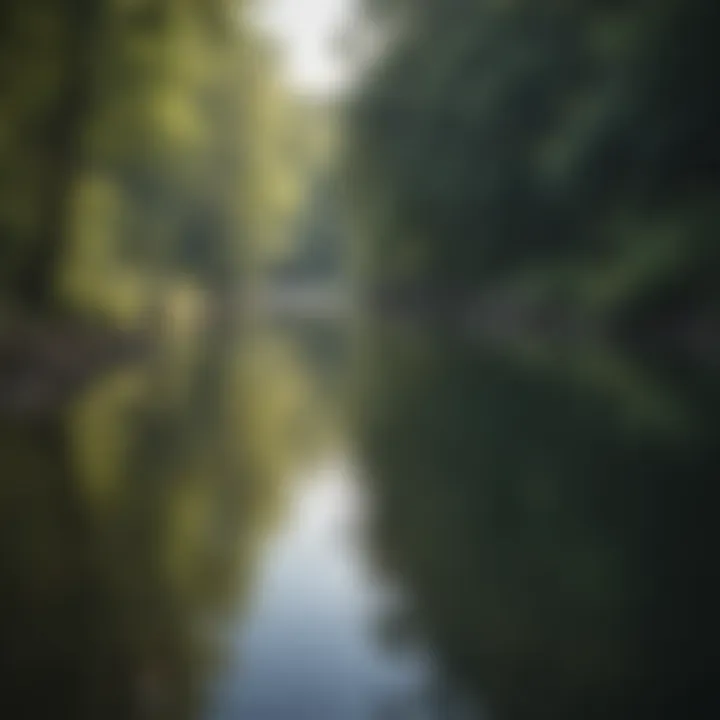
[1,1,719,718]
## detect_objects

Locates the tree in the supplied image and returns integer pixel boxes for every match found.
[1,0,305,321]
[349,0,720,328]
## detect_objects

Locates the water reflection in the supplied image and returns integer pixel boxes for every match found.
[0,321,338,718]
[2,320,719,719]
[357,326,720,720]
[207,458,431,720]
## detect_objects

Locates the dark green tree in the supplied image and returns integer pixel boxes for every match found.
[349,0,720,330]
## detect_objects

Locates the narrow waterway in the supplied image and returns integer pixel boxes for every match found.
[2,319,719,719]
[206,457,434,720]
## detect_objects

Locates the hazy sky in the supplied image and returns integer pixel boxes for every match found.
[253,0,359,95]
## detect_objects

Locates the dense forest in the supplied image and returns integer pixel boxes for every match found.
[0,0,304,323]
[2,1,720,718]
[0,3,325,714]
[6,0,716,336]
[2,0,719,330]
[349,4,720,715]
[349,0,720,340]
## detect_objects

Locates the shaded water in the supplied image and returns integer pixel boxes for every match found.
[1,318,719,719]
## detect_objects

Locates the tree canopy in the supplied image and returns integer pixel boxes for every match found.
[0,0,305,319]
[349,0,720,330]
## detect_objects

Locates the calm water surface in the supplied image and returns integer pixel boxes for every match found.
[207,459,435,720]
[1,321,719,719]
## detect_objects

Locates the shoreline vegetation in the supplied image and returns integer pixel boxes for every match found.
[0,309,149,416]
[2,0,720,411]
[0,0,312,415]
[2,280,716,417]
[346,0,720,369]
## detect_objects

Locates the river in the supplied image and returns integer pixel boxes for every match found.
[1,318,718,719]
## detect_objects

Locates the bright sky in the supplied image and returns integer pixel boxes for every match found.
[253,0,359,96]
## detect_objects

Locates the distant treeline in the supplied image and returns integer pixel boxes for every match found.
[349,0,720,334]
[0,0,304,321]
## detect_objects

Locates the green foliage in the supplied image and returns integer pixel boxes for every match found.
[269,172,347,286]
[349,0,720,326]
[0,0,303,318]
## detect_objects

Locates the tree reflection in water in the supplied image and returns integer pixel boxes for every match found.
[3,318,719,719]
[356,326,720,720]
[0,322,331,719]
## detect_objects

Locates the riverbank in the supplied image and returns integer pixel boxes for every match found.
[0,311,149,416]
